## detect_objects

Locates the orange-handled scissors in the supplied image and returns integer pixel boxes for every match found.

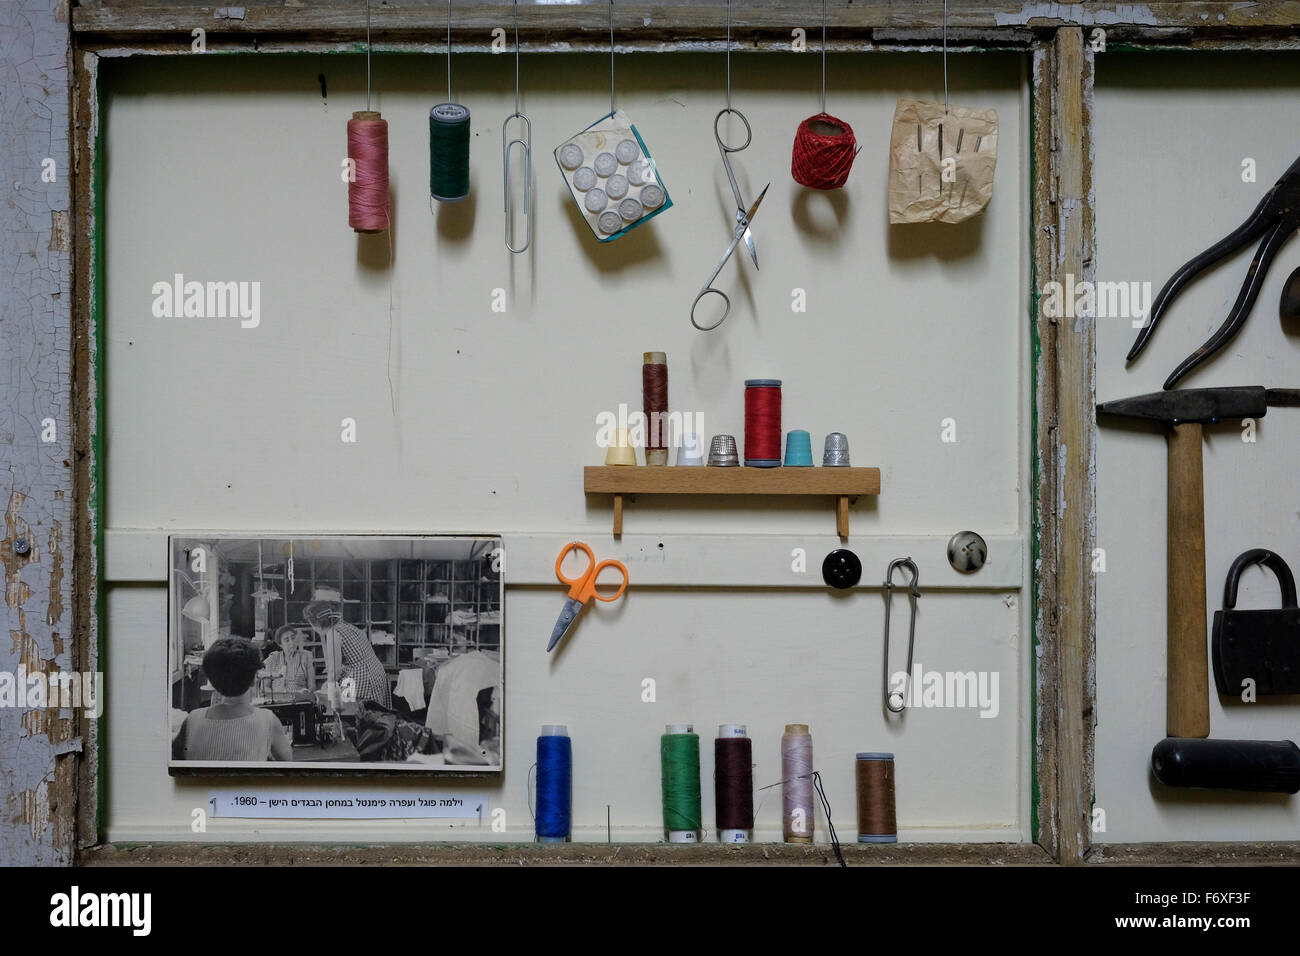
[547,541,629,652]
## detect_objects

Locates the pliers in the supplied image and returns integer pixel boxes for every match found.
[1128,152,1300,390]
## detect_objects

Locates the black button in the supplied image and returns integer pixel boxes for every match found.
[822,549,862,589]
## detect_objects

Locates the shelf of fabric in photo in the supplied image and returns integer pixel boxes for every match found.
[582,466,882,539]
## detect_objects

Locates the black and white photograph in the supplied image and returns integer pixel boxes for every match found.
[167,535,503,773]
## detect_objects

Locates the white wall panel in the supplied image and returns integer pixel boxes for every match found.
[101,51,1028,842]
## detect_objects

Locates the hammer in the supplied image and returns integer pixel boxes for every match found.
[1097,385,1300,792]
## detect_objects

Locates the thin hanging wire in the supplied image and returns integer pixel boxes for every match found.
[819,0,827,114]
[725,0,733,109]
[513,0,521,114]
[365,0,372,110]
[943,0,949,113]
[446,0,453,102]
[609,0,616,116]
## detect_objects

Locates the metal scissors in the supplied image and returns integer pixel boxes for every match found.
[1128,152,1300,389]
[547,541,629,652]
[691,108,770,332]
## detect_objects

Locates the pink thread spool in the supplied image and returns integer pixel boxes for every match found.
[347,110,390,233]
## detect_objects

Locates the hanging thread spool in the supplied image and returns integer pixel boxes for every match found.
[791,113,859,190]
[744,379,782,467]
[643,352,669,467]
[430,103,471,202]
[535,725,572,842]
[660,723,702,842]
[347,111,390,233]
[781,724,815,843]
[715,724,754,843]
[855,752,898,843]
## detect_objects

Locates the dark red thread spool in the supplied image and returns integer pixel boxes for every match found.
[643,351,669,466]
[744,379,782,467]
[791,113,860,191]
[715,725,754,843]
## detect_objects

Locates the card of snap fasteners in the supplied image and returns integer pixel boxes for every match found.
[555,109,673,242]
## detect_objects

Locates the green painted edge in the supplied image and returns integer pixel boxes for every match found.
[1027,59,1042,848]
[93,67,108,842]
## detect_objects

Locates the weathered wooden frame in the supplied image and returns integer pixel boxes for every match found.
[2,0,1297,865]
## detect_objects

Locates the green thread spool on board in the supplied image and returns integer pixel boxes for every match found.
[660,724,702,842]
[430,103,471,202]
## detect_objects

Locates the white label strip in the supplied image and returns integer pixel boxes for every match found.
[209,791,488,819]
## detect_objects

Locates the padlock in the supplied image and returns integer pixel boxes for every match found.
[1211,549,1300,697]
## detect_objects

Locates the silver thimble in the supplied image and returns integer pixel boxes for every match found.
[822,432,850,467]
[707,434,740,467]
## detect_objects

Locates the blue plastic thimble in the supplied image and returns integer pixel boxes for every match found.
[784,430,813,466]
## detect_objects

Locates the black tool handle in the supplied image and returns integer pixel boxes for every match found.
[1223,549,1298,609]
[1151,737,1300,793]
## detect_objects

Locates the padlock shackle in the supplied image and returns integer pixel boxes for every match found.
[1223,548,1298,610]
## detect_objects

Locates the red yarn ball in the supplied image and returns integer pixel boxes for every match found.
[791,112,859,190]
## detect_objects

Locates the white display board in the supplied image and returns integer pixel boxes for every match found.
[1095,52,1300,842]
[101,51,1029,842]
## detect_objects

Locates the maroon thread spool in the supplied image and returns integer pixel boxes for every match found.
[715,724,754,843]
[744,379,782,467]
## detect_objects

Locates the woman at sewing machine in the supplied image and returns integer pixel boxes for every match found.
[259,626,316,694]
[303,600,392,709]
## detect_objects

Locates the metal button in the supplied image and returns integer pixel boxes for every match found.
[822,548,862,589]
[947,531,987,573]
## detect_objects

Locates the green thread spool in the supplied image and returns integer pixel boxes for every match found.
[660,724,702,842]
[430,103,471,202]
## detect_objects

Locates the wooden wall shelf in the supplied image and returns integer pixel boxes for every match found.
[583,466,882,538]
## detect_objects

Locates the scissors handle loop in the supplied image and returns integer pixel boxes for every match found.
[588,561,629,602]
[555,540,594,586]
[691,285,730,331]
[714,106,752,154]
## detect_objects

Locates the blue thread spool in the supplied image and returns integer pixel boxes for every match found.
[784,430,813,466]
[536,725,572,842]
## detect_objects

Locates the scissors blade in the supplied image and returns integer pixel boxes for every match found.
[743,227,759,270]
[744,183,770,226]
[546,596,585,652]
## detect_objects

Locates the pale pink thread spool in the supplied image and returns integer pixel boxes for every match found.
[347,110,390,233]
[781,724,815,844]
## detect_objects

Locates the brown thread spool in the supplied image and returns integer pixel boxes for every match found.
[715,724,754,843]
[855,752,897,843]
[642,352,669,466]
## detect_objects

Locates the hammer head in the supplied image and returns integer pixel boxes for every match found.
[1097,386,1269,425]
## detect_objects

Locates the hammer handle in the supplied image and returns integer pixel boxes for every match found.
[1167,422,1210,738]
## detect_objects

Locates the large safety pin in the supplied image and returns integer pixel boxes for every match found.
[882,557,920,714]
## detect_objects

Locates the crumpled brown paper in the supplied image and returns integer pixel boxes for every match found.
[889,98,998,224]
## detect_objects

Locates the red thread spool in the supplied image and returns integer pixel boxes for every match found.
[744,379,782,467]
[347,110,390,233]
[791,113,859,190]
